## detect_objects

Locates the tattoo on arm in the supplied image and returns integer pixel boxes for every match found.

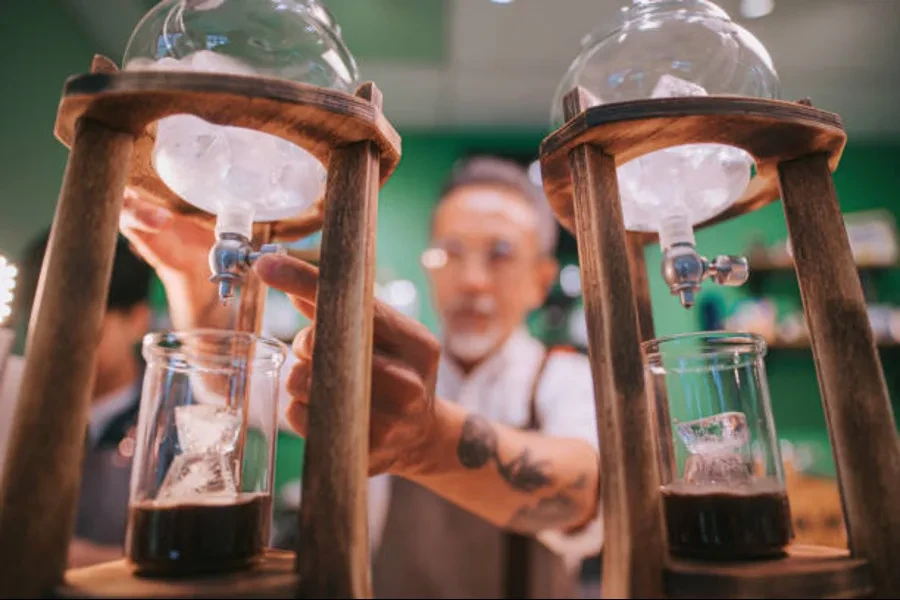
[506,476,592,533]
[506,491,578,533]
[456,415,594,533]
[457,414,554,492]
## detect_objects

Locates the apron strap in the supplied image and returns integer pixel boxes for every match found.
[503,346,553,599]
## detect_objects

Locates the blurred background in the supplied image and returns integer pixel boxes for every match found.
[1,0,899,557]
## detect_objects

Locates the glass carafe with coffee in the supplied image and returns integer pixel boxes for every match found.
[126,330,287,577]
[644,332,794,561]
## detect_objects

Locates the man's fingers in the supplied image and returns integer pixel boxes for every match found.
[282,351,423,438]
[285,399,308,438]
[256,254,441,377]
[286,358,312,399]
[119,227,166,272]
[371,302,441,379]
[371,353,425,412]
[254,255,317,319]
[120,188,173,233]
[292,327,315,361]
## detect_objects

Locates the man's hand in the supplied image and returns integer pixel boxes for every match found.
[118,188,231,330]
[253,253,442,477]
[254,254,600,539]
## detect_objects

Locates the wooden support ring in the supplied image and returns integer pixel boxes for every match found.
[55,550,298,599]
[53,57,402,242]
[538,96,847,243]
[665,545,873,599]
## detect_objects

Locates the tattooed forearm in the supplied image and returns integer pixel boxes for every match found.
[457,414,553,492]
[495,447,553,492]
[457,413,497,469]
[505,475,591,533]
[506,491,578,533]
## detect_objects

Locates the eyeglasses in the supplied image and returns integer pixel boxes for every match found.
[421,238,536,276]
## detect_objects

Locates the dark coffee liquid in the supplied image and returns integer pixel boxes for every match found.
[662,486,794,560]
[126,493,272,577]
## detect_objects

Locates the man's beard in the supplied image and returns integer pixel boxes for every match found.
[443,295,505,364]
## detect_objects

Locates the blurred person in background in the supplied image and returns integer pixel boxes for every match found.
[366,156,602,598]
[115,156,603,599]
[0,229,153,568]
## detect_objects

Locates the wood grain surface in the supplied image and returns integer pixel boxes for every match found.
[665,545,873,599]
[55,550,298,599]
[565,87,667,599]
[540,93,846,238]
[779,154,900,598]
[0,119,135,597]
[52,55,401,243]
[294,84,382,599]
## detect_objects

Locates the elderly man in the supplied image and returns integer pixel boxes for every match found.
[118,156,602,599]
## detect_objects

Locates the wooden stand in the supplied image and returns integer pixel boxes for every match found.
[0,56,400,599]
[539,90,899,599]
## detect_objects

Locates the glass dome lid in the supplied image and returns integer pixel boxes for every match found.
[121,0,361,226]
[551,0,780,128]
[123,0,358,90]
[549,0,781,238]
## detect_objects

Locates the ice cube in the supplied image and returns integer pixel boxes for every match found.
[157,452,238,501]
[651,74,708,98]
[187,49,258,77]
[127,50,329,222]
[155,404,243,502]
[675,412,754,486]
[675,411,749,453]
[683,453,754,486]
[614,74,753,233]
[174,404,242,454]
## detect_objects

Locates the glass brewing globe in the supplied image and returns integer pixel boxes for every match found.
[123,0,360,223]
[550,0,780,238]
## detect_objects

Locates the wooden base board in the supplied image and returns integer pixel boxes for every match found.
[665,544,872,599]
[54,550,298,599]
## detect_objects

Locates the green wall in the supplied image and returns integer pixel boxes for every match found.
[0,2,101,260]
[2,2,898,483]
[375,131,900,478]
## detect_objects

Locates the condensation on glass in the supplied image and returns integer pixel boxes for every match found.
[644,331,794,560]
[121,0,360,224]
[549,0,781,236]
[126,329,287,577]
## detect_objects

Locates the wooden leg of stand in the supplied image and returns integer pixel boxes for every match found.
[569,145,666,600]
[778,153,900,599]
[626,235,676,487]
[295,139,379,597]
[0,118,133,597]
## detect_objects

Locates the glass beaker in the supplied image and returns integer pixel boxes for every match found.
[125,329,287,577]
[643,331,794,560]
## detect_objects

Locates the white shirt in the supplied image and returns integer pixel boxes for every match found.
[367,327,604,572]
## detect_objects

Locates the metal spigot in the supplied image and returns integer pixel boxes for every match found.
[661,243,750,309]
[208,233,284,304]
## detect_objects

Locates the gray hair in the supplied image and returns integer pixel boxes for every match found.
[434,156,560,256]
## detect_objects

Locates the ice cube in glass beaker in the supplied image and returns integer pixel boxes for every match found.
[644,332,795,560]
[126,330,286,577]
[676,411,755,486]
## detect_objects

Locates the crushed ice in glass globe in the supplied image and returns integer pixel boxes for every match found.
[550,0,781,233]
[675,411,755,486]
[157,404,243,502]
[122,0,360,222]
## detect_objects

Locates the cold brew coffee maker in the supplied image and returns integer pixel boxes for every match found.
[539,0,900,598]
[645,332,793,561]
[0,0,399,597]
[126,330,287,577]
